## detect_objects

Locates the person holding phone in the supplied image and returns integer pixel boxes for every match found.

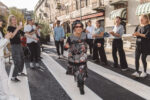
[7,15,26,82]
[54,20,65,59]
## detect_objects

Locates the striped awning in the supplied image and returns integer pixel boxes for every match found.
[136,2,150,15]
[110,8,127,20]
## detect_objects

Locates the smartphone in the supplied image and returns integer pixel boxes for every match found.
[19,22,22,26]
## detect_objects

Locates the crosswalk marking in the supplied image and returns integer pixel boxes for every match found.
[87,62,150,99]
[43,44,150,99]
[105,50,150,74]
[42,52,103,100]
[8,63,31,100]
[43,44,150,74]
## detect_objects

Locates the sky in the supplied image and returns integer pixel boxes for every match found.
[0,0,39,10]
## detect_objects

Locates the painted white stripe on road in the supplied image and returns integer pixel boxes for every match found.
[87,61,150,100]
[42,52,103,100]
[8,63,31,100]
[43,44,150,99]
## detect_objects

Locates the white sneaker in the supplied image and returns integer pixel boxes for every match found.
[36,63,40,67]
[140,72,147,78]
[132,72,140,77]
[30,63,34,68]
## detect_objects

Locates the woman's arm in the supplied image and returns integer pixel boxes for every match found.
[0,32,12,49]
[10,25,22,39]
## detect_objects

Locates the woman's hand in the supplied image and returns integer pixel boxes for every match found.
[97,43,101,47]
[109,31,115,35]
[17,25,22,30]
[5,32,12,39]
[64,43,69,49]
[92,34,96,38]
[133,32,140,36]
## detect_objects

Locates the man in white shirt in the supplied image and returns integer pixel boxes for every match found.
[86,20,95,56]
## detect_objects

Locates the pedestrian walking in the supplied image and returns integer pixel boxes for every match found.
[92,20,108,65]
[7,15,26,82]
[109,16,128,71]
[65,20,88,95]
[54,20,65,59]
[132,15,150,78]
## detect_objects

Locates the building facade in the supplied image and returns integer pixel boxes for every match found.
[34,0,150,34]
[0,1,9,16]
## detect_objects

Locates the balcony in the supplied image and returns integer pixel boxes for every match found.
[92,0,105,12]
[109,0,127,6]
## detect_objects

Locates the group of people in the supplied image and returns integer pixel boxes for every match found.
[54,15,150,95]
[0,15,41,100]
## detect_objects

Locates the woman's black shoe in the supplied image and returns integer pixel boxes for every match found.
[11,77,21,82]
[79,86,85,95]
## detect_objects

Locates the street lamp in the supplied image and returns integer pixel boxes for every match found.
[80,0,82,21]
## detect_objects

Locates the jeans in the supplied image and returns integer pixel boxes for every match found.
[55,41,64,56]
[11,44,24,77]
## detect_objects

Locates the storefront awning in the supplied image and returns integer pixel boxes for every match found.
[110,8,127,20]
[136,2,150,15]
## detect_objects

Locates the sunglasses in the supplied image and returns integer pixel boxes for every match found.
[75,26,82,28]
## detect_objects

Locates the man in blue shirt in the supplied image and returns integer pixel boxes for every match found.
[54,20,65,59]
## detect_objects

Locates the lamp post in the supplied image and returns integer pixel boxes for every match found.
[80,0,82,21]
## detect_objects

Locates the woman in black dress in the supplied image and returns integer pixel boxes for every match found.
[132,15,150,78]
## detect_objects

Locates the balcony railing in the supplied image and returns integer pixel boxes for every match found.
[92,0,105,11]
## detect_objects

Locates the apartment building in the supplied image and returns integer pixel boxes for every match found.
[35,0,150,34]
[0,1,9,16]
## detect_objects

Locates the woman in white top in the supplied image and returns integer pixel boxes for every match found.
[24,18,39,68]
[0,19,19,100]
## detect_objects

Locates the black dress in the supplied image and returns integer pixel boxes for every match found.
[135,24,150,55]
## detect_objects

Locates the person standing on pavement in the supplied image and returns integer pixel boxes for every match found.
[132,15,150,78]
[109,16,128,71]
[0,19,19,100]
[7,15,27,82]
[35,23,41,60]
[92,20,108,65]
[54,20,65,59]
[86,20,95,57]
[24,18,40,69]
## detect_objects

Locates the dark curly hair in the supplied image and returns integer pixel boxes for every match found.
[72,20,84,30]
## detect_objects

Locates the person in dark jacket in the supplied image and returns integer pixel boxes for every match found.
[132,15,150,78]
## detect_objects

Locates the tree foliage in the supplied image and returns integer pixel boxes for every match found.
[9,7,25,25]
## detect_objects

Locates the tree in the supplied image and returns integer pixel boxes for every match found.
[9,7,25,25]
